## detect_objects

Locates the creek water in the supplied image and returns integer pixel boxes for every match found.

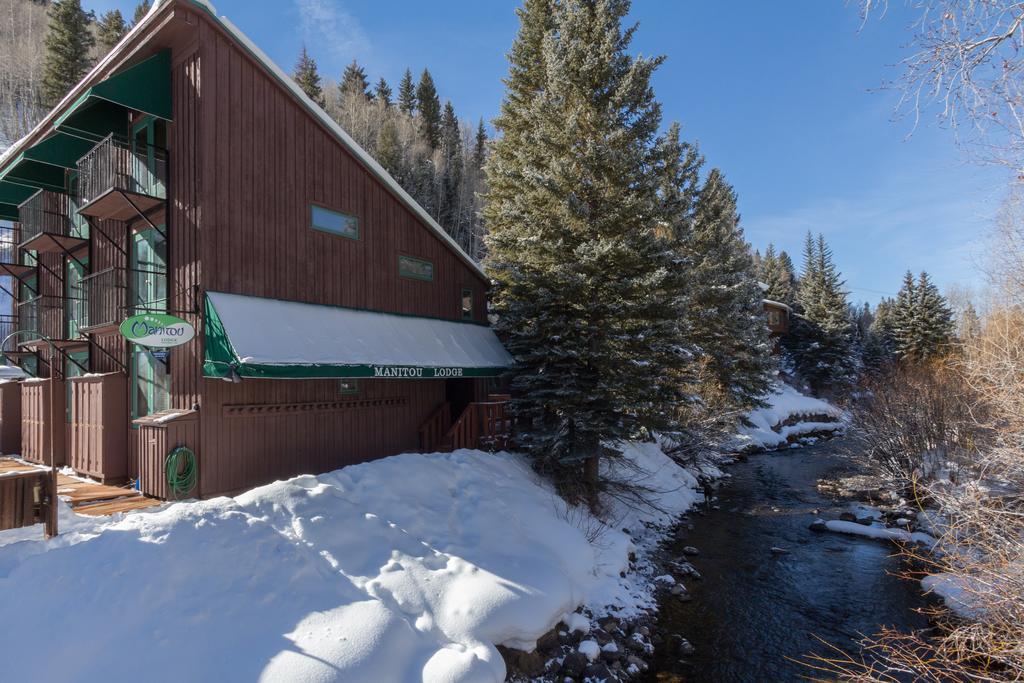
[646,437,931,682]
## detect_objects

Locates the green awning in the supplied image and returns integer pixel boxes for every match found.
[0,154,66,193]
[0,204,19,221]
[0,182,37,206]
[21,132,98,169]
[54,50,171,138]
[202,291,514,380]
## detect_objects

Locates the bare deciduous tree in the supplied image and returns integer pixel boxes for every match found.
[858,0,1024,170]
[0,0,48,150]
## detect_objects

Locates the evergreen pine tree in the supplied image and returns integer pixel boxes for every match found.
[373,77,392,107]
[889,271,954,361]
[473,118,487,170]
[863,298,898,372]
[684,169,773,408]
[339,60,370,106]
[439,101,463,229]
[778,250,798,291]
[96,9,127,54]
[788,232,856,393]
[132,1,151,25]
[41,0,95,106]
[398,68,416,114]
[415,69,442,149]
[759,243,795,305]
[292,47,325,108]
[484,0,690,500]
[376,120,401,177]
[914,271,954,359]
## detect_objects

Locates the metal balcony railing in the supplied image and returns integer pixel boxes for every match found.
[77,134,168,206]
[0,313,18,353]
[0,225,20,264]
[17,295,77,341]
[18,190,88,247]
[79,267,127,331]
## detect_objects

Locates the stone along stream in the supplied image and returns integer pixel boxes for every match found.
[646,437,931,682]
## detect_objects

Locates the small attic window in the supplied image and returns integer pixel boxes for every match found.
[311,204,359,240]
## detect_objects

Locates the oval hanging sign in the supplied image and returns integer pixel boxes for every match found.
[119,313,195,348]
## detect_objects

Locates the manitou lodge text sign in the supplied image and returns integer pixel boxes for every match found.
[120,314,196,348]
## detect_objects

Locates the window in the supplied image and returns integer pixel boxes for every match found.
[398,255,434,282]
[461,288,474,320]
[67,172,89,239]
[767,310,781,326]
[20,356,37,378]
[131,227,167,314]
[66,256,88,338]
[311,204,359,240]
[132,348,171,420]
[131,116,167,199]
[65,350,88,423]
[339,379,359,395]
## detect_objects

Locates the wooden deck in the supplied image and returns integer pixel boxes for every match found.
[0,458,162,517]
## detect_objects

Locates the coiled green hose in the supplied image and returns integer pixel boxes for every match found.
[165,446,197,499]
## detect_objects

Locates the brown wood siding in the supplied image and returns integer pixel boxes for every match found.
[68,373,128,482]
[197,378,444,497]
[20,379,66,465]
[195,21,487,320]
[0,382,21,455]
[134,410,200,499]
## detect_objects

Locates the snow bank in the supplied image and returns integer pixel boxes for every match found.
[0,444,701,682]
[822,519,937,546]
[735,382,845,450]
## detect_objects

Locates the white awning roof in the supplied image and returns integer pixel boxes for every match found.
[203,291,513,379]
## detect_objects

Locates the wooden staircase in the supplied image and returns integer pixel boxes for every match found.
[418,397,511,453]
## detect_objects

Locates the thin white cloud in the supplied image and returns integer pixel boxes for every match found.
[743,166,1002,302]
[294,0,370,62]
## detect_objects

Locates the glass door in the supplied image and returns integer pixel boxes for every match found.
[131,116,165,198]
[66,256,88,338]
[131,227,167,314]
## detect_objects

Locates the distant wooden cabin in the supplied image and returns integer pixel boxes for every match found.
[0,0,512,499]
[763,299,791,337]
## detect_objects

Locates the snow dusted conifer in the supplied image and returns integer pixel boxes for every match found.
[484,0,689,501]
[96,10,128,54]
[760,243,796,306]
[416,69,442,149]
[41,0,94,106]
[789,232,857,393]
[373,77,392,107]
[339,59,370,101]
[398,68,416,114]
[893,271,953,360]
[292,47,325,108]
[683,168,773,408]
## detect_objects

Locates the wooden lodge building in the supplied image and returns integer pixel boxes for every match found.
[0,0,513,499]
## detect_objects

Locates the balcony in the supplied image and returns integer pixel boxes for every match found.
[17,190,88,255]
[79,267,127,332]
[77,134,167,222]
[16,295,83,345]
[0,225,35,280]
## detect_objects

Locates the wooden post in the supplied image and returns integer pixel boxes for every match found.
[45,371,57,538]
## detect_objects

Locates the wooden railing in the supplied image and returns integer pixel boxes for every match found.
[418,401,451,453]
[0,469,53,534]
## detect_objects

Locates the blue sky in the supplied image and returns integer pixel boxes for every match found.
[94,0,1005,304]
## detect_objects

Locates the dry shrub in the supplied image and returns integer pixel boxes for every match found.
[812,311,1024,681]
[855,360,988,488]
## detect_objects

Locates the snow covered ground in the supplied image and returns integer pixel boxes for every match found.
[0,444,704,683]
[734,382,845,451]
